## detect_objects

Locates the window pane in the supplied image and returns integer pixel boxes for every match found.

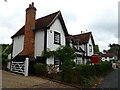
[77,57,83,64]
[54,57,60,65]
[89,45,92,52]
[54,31,60,44]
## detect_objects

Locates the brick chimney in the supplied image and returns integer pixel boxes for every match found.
[20,2,36,57]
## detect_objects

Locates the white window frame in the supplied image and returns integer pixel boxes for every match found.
[54,31,61,45]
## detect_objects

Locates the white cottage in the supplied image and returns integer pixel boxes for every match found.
[66,32,95,64]
[11,2,68,65]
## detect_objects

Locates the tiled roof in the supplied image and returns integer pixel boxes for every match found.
[11,26,25,38]
[74,32,92,44]
[102,53,116,58]
[11,11,68,38]
[35,11,60,30]
[66,32,95,45]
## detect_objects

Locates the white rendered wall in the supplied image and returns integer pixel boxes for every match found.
[87,36,94,56]
[46,57,54,65]
[34,30,44,58]
[47,18,66,50]
[47,18,66,64]
[80,44,87,56]
[80,44,85,50]
[12,35,24,58]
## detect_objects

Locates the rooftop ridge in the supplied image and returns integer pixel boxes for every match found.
[36,11,60,21]
[73,32,91,36]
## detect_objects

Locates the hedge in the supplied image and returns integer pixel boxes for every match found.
[33,63,47,76]
[60,62,113,86]
[94,62,112,76]
[33,62,113,87]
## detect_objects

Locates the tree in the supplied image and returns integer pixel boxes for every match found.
[108,43,120,54]
[1,44,12,64]
[55,46,76,62]
[1,44,11,69]
[42,45,76,65]
[94,45,100,54]
[105,43,120,60]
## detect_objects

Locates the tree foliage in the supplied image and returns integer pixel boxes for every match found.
[94,45,100,54]
[103,43,120,60]
[55,46,76,62]
[1,44,12,64]
[42,45,76,62]
[108,44,120,54]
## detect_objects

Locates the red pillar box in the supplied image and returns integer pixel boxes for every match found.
[92,54,99,64]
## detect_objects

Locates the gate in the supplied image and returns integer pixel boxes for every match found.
[10,57,29,76]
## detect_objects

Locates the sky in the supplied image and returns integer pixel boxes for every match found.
[0,0,119,52]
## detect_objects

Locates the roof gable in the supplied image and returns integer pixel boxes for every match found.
[66,32,95,45]
[11,11,68,38]
[74,32,91,44]
[35,11,60,30]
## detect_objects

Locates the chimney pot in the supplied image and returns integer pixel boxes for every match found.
[32,2,34,6]
[29,4,32,7]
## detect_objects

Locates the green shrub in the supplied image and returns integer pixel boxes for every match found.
[54,72,62,81]
[33,63,47,76]
[48,61,113,87]
[73,63,112,86]
[61,60,75,71]
[74,64,96,85]
[75,64,96,78]
[61,60,75,83]
[94,62,112,77]
[86,60,92,65]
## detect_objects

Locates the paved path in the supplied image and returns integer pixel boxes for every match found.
[97,68,119,88]
[2,71,77,88]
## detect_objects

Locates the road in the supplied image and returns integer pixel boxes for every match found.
[2,70,77,89]
[1,69,120,89]
[0,70,2,90]
[97,68,119,88]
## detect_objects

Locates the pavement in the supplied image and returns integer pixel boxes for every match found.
[2,70,77,89]
[97,68,119,89]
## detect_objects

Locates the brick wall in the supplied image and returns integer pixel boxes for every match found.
[20,2,36,57]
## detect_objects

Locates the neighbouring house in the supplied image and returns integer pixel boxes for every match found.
[66,32,95,64]
[101,53,117,62]
[10,2,68,66]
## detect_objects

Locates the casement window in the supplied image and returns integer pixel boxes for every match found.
[54,31,61,44]
[89,45,92,52]
[54,57,60,65]
[76,57,83,64]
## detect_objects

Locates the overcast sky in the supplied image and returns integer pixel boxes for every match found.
[0,0,119,51]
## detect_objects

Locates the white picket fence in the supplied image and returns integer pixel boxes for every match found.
[9,57,29,76]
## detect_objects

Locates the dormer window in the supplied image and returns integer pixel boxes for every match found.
[54,31,61,45]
